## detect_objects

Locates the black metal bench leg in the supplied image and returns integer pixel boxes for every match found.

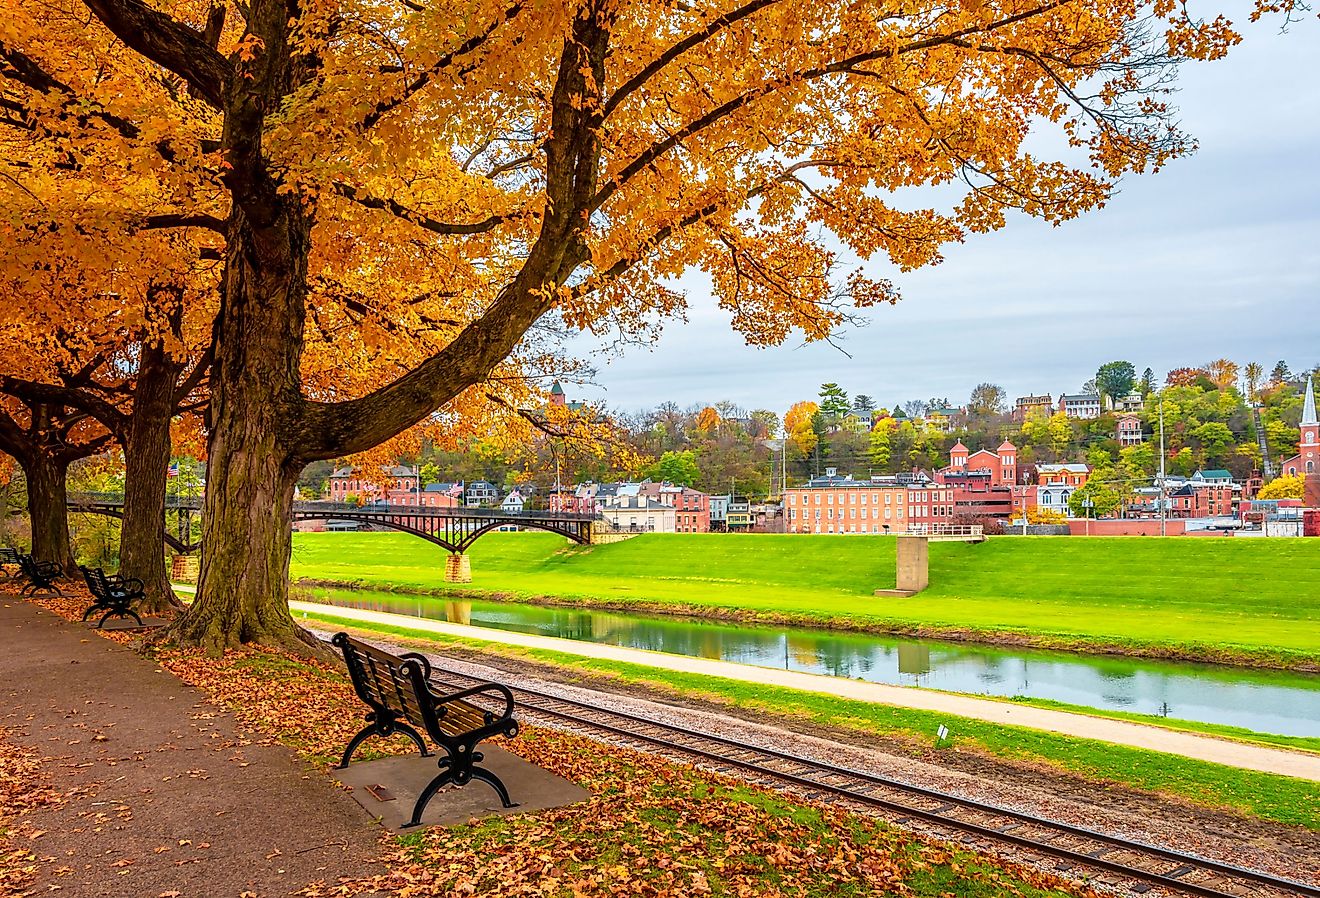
[468,765,517,809]
[394,722,433,760]
[402,768,455,828]
[336,723,381,770]
[81,604,99,621]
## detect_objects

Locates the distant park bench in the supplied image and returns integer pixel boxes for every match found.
[332,633,520,827]
[0,547,19,579]
[18,554,63,596]
[79,565,145,628]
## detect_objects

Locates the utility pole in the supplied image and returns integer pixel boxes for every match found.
[1158,395,1167,537]
[781,437,787,499]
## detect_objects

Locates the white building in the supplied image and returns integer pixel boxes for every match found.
[500,491,525,514]
[1058,393,1103,419]
[601,495,676,533]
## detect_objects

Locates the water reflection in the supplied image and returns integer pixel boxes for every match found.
[308,588,1320,738]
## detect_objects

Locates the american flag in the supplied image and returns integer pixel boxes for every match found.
[167,461,179,478]
[448,482,463,497]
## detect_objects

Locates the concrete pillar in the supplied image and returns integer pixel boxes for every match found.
[444,553,472,583]
[896,536,930,593]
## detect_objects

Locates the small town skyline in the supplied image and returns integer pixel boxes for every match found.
[555,357,1317,422]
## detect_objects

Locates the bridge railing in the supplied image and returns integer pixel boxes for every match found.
[291,501,597,522]
[70,492,204,509]
[904,523,984,538]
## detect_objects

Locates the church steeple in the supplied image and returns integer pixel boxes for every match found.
[1304,374,1317,427]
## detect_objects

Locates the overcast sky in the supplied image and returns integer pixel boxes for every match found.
[563,15,1319,416]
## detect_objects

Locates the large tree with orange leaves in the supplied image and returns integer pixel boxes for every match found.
[2,0,1270,650]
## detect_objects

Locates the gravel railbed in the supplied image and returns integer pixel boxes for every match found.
[321,627,1320,895]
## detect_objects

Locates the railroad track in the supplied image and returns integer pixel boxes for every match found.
[406,653,1319,898]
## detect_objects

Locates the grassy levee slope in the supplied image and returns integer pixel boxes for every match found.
[289,532,1320,667]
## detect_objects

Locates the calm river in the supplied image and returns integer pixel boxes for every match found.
[302,587,1320,738]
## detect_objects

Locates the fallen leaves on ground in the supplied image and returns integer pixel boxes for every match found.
[0,727,65,897]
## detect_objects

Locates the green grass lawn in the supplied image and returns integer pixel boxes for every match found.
[289,531,1320,666]
[301,612,1320,830]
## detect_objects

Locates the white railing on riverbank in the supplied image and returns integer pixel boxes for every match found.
[904,524,985,539]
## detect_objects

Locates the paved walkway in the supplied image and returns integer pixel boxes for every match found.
[0,598,385,898]
[292,600,1320,782]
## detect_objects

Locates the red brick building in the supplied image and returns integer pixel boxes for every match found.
[641,482,711,532]
[784,472,954,534]
[329,465,420,505]
[943,440,1018,487]
[1168,482,1234,518]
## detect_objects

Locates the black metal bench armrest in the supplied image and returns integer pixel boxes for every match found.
[399,652,433,679]
[428,682,515,719]
[111,576,145,594]
[34,561,63,577]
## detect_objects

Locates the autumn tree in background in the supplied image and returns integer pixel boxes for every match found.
[968,383,1007,417]
[0,228,215,610]
[1242,362,1265,402]
[0,398,111,572]
[1257,473,1304,500]
[3,0,1269,650]
[784,401,820,458]
[1166,367,1208,388]
[1203,359,1241,392]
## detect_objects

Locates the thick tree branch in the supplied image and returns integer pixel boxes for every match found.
[80,0,232,109]
[0,40,217,164]
[330,181,514,235]
[174,345,214,403]
[0,377,129,437]
[141,212,227,233]
[291,1,615,460]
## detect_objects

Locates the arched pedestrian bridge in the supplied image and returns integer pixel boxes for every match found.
[67,494,597,555]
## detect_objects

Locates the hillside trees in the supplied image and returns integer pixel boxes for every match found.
[646,450,700,486]
[5,0,1260,650]
[1095,361,1137,405]
[818,384,851,424]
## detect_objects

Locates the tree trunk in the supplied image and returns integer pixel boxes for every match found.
[170,201,314,654]
[25,452,75,575]
[118,345,183,614]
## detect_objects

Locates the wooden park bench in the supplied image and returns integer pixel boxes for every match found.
[331,633,521,827]
[0,547,20,579]
[78,565,145,628]
[18,554,63,596]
